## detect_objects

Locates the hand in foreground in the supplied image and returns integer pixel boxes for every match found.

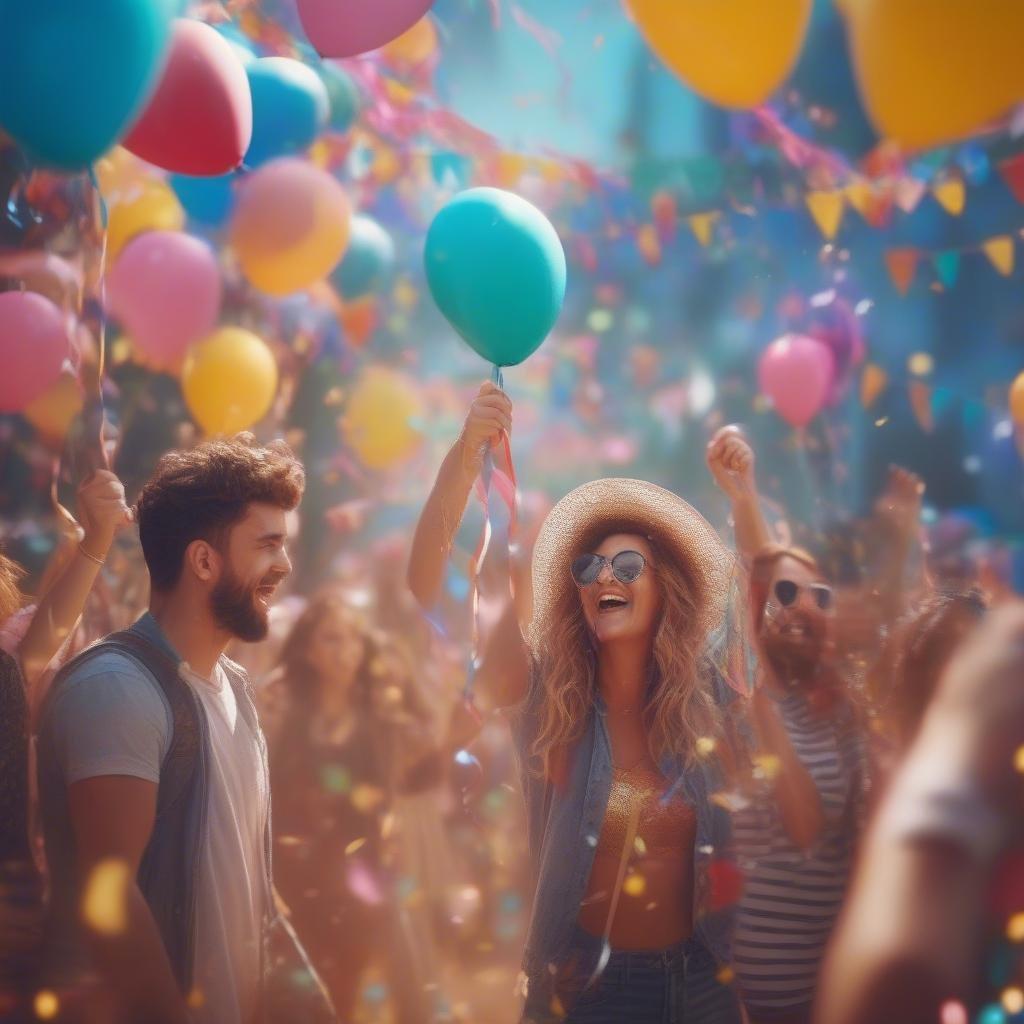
[706,424,757,502]
[457,381,512,477]
[76,470,132,560]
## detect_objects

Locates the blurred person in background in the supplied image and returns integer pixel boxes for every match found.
[265,592,479,1024]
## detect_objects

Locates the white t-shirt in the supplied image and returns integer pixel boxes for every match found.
[50,653,269,1024]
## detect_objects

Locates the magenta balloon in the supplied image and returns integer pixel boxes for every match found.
[296,0,434,58]
[107,231,221,371]
[757,333,835,428]
[0,291,73,413]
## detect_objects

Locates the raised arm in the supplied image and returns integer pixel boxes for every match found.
[407,381,512,610]
[20,470,131,697]
[706,425,772,565]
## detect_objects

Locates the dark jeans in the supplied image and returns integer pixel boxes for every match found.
[524,925,742,1024]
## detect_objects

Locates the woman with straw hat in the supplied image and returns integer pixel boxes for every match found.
[408,383,742,1023]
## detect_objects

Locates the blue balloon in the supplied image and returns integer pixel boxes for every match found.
[244,57,329,168]
[424,188,566,368]
[170,172,236,228]
[331,215,394,300]
[318,63,360,133]
[0,0,179,171]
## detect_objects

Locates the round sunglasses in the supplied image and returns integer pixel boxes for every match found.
[773,578,833,612]
[571,550,647,587]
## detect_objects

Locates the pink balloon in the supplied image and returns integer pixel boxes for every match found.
[296,0,434,58]
[758,333,835,428]
[107,231,221,372]
[0,291,74,413]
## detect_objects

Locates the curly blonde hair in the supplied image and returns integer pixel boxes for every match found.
[529,522,722,774]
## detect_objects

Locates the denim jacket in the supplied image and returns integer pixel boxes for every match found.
[510,666,735,1001]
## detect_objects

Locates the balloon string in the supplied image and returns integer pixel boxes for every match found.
[85,165,111,472]
[462,364,519,702]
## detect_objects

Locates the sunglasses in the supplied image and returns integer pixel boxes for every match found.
[773,579,833,612]
[571,550,647,587]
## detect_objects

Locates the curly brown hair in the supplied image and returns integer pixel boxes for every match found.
[0,551,24,622]
[136,433,304,591]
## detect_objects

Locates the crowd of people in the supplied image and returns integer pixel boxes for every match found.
[1,380,1022,1024]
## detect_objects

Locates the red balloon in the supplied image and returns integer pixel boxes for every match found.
[296,0,434,58]
[124,19,252,175]
[0,291,74,413]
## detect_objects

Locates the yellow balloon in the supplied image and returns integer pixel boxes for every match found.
[22,372,84,447]
[626,0,812,108]
[342,367,424,470]
[380,16,438,68]
[843,0,1024,149]
[95,146,149,199]
[107,178,184,263]
[1010,372,1024,427]
[182,327,278,435]
[230,159,351,297]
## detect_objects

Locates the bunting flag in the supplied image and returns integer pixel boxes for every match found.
[908,379,934,434]
[860,364,888,408]
[932,250,961,288]
[843,180,873,220]
[982,235,1015,275]
[687,211,719,247]
[636,223,662,265]
[932,177,966,216]
[805,189,845,240]
[998,152,1024,205]
[885,248,919,295]
[895,177,926,214]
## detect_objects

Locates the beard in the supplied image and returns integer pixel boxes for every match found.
[210,565,276,642]
[759,611,827,686]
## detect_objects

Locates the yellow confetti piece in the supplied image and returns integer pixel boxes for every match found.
[33,991,59,1020]
[696,736,716,758]
[907,352,934,377]
[633,836,647,857]
[874,416,889,427]
[350,784,385,813]
[623,873,646,897]
[345,837,367,856]
[1006,912,1024,942]
[587,308,613,333]
[716,965,735,986]
[82,858,130,937]
[861,363,888,408]
[1003,987,1024,1014]
[187,988,206,1010]
[688,211,720,247]
[1015,747,1024,774]
[752,754,781,781]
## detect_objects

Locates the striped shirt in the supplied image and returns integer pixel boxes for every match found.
[732,690,866,1014]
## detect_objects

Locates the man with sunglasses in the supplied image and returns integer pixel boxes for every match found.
[707,429,869,1024]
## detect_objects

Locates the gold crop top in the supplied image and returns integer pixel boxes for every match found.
[595,765,695,859]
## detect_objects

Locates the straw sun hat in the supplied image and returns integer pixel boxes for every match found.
[528,478,735,654]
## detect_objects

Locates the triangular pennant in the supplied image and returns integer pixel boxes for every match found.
[687,211,719,247]
[908,379,934,433]
[932,177,966,216]
[860,364,888,408]
[805,190,845,240]
[885,248,919,295]
[844,181,874,220]
[895,177,926,214]
[982,235,1015,276]
[932,250,961,288]
[636,223,662,266]
[998,153,1024,205]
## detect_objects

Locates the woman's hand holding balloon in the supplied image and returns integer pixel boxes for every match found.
[456,381,512,479]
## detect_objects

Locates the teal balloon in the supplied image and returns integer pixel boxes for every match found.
[331,215,394,299]
[319,63,360,133]
[0,0,179,171]
[245,57,329,167]
[171,172,235,227]
[424,188,566,367]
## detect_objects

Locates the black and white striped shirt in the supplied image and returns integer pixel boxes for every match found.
[732,689,866,1014]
